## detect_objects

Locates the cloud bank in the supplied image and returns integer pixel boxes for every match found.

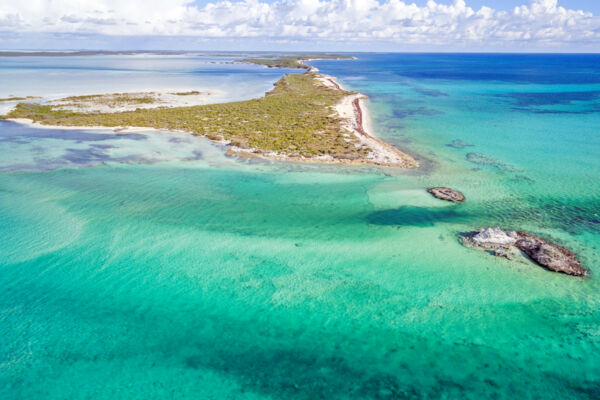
[1,0,599,50]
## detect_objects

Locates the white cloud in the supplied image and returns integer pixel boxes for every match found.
[0,0,598,48]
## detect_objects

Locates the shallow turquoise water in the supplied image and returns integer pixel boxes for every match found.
[1,54,599,399]
[0,53,295,114]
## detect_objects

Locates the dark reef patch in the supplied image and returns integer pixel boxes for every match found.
[169,136,194,144]
[413,86,448,97]
[471,197,600,235]
[494,90,600,107]
[392,107,442,119]
[0,121,148,143]
[510,174,535,183]
[494,91,600,114]
[466,152,518,173]
[183,150,204,161]
[446,139,474,149]
[516,107,600,115]
[520,196,600,235]
[63,147,113,164]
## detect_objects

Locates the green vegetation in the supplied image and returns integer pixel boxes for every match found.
[4,72,371,159]
[242,54,353,69]
[0,96,39,102]
[243,57,310,69]
[58,93,157,108]
[170,90,203,96]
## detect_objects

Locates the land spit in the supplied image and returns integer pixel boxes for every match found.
[4,71,417,168]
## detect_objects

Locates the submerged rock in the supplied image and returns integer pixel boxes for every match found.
[462,228,588,277]
[466,152,518,173]
[427,187,466,203]
[446,139,474,149]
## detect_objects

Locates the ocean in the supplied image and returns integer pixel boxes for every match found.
[1,53,599,399]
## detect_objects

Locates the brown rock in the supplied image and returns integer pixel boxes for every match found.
[461,228,588,277]
[427,187,465,203]
[514,232,588,277]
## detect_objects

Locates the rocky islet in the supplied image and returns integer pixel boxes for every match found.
[462,227,587,277]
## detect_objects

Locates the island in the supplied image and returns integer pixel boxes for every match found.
[427,187,466,203]
[2,57,416,168]
[241,54,354,70]
[0,96,40,102]
[462,227,588,277]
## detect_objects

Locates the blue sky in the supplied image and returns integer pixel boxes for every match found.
[189,0,600,14]
[191,0,599,10]
[1,0,599,52]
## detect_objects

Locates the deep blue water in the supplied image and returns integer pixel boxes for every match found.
[320,53,600,84]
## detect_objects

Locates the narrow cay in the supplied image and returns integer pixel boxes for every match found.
[3,72,417,168]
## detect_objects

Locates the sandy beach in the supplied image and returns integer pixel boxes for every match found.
[316,73,417,167]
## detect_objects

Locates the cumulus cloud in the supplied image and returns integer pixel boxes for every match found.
[0,0,598,48]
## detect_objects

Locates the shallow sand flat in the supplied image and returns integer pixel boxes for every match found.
[47,90,222,113]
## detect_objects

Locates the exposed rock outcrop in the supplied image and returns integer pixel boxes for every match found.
[427,187,466,203]
[514,232,587,277]
[467,227,517,247]
[462,227,587,277]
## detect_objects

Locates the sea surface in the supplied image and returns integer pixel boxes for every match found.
[1,53,599,399]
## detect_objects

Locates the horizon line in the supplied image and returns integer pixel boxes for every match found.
[2,50,600,55]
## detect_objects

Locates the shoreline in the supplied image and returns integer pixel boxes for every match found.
[5,118,171,134]
[4,72,417,168]
[316,74,416,167]
[229,74,416,167]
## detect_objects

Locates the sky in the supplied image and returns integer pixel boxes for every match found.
[1,0,599,52]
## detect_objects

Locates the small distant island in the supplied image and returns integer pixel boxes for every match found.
[242,54,354,70]
[2,56,416,167]
[0,96,40,102]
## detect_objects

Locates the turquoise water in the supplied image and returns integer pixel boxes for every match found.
[0,54,295,114]
[1,54,599,399]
